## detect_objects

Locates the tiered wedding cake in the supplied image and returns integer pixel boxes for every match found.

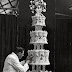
[28,0,51,72]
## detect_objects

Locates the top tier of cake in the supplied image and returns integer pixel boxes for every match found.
[32,13,46,26]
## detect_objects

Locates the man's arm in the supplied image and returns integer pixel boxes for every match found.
[7,58,29,72]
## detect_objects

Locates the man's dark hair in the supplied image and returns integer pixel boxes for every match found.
[14,47,24,54]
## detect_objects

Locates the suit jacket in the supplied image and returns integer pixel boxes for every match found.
[3,52,29,72]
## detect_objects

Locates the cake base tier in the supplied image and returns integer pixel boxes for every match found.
[28,50,50,65]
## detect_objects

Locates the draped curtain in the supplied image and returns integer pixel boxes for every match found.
[55,15,72,72]
[0,14,17,72]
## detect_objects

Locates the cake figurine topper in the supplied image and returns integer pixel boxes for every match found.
[29,0,46,13]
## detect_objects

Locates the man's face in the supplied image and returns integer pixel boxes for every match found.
[18,51,24,59]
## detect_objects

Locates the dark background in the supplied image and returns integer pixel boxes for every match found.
[56,0,72,72]
[0,0,72,72]
[56,0,72,15]
[0,15,17,72]
[55,15,72,72]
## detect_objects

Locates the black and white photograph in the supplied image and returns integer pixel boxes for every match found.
[0,0,72,72]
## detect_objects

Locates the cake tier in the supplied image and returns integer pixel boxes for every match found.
[32,13,46,26]
[30,30,48,44]
[28,50,50,65]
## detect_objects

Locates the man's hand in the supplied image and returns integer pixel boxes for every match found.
[20,60,25,66]
[26,60,30,64]
[26,55,33,60]
[25,55,34,64]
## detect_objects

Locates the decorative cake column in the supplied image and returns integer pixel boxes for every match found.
[28,0,52,72]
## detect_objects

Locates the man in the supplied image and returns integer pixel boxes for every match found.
[3,47,32,72]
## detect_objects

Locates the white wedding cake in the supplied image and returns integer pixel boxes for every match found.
[28,0,52,72]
